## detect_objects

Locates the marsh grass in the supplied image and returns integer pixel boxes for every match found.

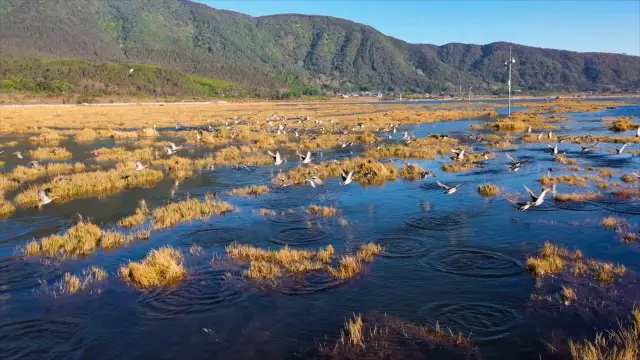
[620,233,638,243]
[329,256,363,279]
[342,314,364,346]
[441,162,475,173]
[306,204,339,217]
[152,194,234,230]
[568,307,639,360]
[356,243,383,261]
[277,157,398,187]
[602,217,628,230]
[117,200,150,228]
[555,154,577,165]
[254,208,277,216]
[93,147,155,162]
[29,147,72,161]
[228,185,270,197]
[14,168,163,208]
[561,286,577,304]
[29,131,62,145]
[612,188,638,200]
[55,266,109,295]
[554,192,601,202]
[100,231,134,250]
[526,242,626,285]
[540,175,588,187]
[608,117,639,132]
[621,174,637,183]
[25,219,102,258]
[399,163,426,181]
[477,184,499,197]
[0,198,15,217]
[598,168,614,178]
[7,162,86,184]
[119,246,186,288]
[243,261,282,280]
[189,244,204,256]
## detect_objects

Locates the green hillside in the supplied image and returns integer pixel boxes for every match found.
[0,0,638,96]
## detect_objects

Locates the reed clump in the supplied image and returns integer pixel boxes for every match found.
[477,184,499,197]
[0,197,15,217]
[100,231,134,250]
[620,233,638,244]
[342,314,364,346]
[306,204,339,217]
[441,162,475,173]
[152,194,234,230]
[228,185,270,197]
[25,219,102,258]
[276,157,397,187]
[598,168,614,178]
[255,208,277,216]
[399,163,426,181]
[28,147,72,161]
[554,192,601,202]
[29,130,62,145]
[119,246,186,289]
[243,261,282,280]
[568,306,639,360]
[117,200,149,228]
[93,147,155,162]
[621,174,637,183]
[7,162,86,183]
[539,175,588,187]
[526,242,626,285]
[561,286,577,304]
[55,266,108,295]
[13,168,163,208]
[555,154,577,165]
[329,255,364,279]
[601,217,627,230]
[608,117,638,132]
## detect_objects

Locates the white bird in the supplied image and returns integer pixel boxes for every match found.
[129,68,134,75]
[436,180,463,195]
[168,142,182,152]
[548,143,559,156]
[135,161,147,171]
[297,150,312,164]
[537,132,543,140]
[615,143,629,155]
[307,176,323,188]
[37,188,58,208]
[636,127,640,138]
[524,185,550,207]
[170,180,180,198]
[27,160,40,168]
[450,149,465,161]
[14,151,23,159]
[527,126,532,134]
[267,150,284,165]
[340,169,354,185]
[548,130,553,139]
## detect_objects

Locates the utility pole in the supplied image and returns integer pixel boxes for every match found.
[505,45,516,117]
[468,86,472,104]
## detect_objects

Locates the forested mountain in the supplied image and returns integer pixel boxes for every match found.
[0,0,638,97]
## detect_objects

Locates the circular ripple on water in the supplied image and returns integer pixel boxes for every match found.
[0,317,85,359]
[406,213,468,232]
[554,200,601,212]
[591,199,640,216]
[273,272,347,296]
[419,302,518,342]
[265,212,312,225]
[137,268,246,319]
[182,226,247,249]
[425,248,523,279]
[270,227,328,246]
[374,236,430,258]
[0,257,61,294]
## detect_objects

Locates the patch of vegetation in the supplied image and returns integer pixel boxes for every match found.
[477,184,499,197]
[152,194,234,230]
[119,246,186,289]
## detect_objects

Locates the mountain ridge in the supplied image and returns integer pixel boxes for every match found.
[0,0,638,97]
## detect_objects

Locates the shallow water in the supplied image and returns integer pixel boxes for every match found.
[1,102,639,359]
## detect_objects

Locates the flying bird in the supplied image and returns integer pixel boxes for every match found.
[135,161,147,171]
[37,188,58,208]
[615,143,629,155]
[267,150,285,165]
[436,180,463,195]
[307,176,324,188]
[340,169,354,185]
[296,150,312,164]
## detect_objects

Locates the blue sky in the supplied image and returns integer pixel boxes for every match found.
[199,1,640,55]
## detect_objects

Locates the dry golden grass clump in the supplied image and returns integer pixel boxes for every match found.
[441,162,475,173]
[601,217,628,230]
[608,117,639,132]
[28,130,62,145]
[55,266,108,295]
[74,128,99,142]
[7,162,86,183]
[598,168,614,178]
[539,175,588,187]
[93,147,155,162]
[0,175,20,193]
[343,314,364,346]
[526,242,626,285]
[621,174,637,183]
[366,137,458,160]
[228,185,270,197]
[100,231,134,250]
[119,246,186,289]
[152,194,234,230]
[568,306,639,360]
[242,261,282,280]
[255,208,277,216]
[356,243,384,261]
[277,157,397,187]
[329,255,364,279]
[13,168,163,208]
[306,204,339,217]
[399,163,426,181]
[28,147,72,161]
[25,219,102,258]
[561,286,577,304]
[117,200,150,228]
[554,192,601,202]
[477,184,500,197]
[555,154,577,165]
[612,188,639,200]
[0,197,15,217]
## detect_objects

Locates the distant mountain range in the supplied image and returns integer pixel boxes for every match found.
[1,0,638,98]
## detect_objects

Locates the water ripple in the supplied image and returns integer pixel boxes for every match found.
[424,248,523,279]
